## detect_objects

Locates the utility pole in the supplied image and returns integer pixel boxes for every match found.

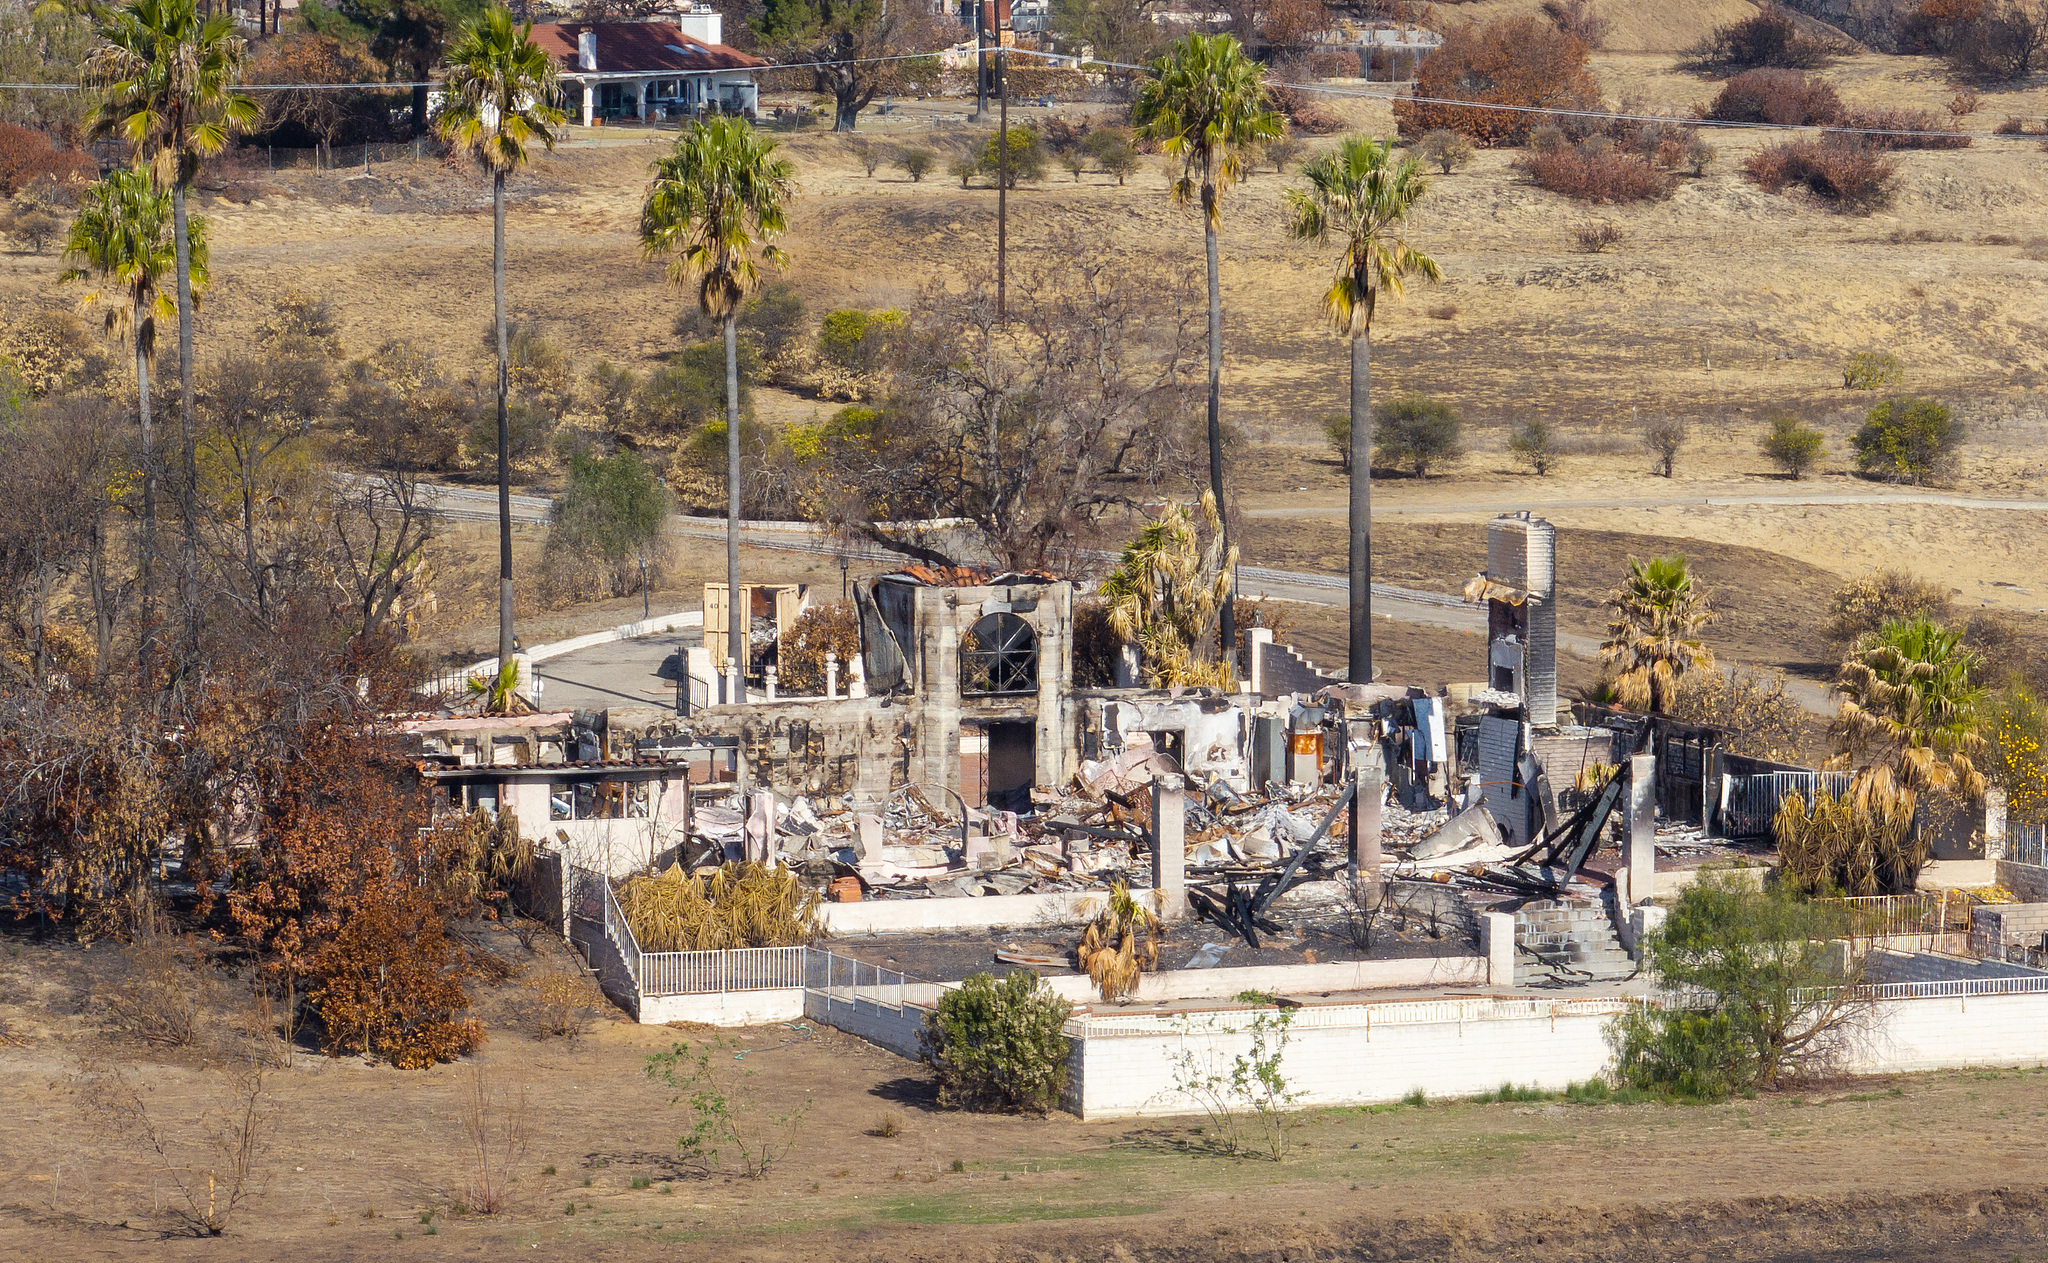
[974,0,989,121]
[997,42,1008,320]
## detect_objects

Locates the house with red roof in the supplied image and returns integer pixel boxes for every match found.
[531,7,767,126]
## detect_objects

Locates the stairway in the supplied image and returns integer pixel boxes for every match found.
[1512,898,1636,986]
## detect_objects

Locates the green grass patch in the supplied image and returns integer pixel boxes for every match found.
[876,1196,1161,1225]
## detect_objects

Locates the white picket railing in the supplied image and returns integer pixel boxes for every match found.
[639,946,805,997]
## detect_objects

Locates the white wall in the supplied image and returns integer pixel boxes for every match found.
[822,889,1111,935]
[642,988,805,1026]
[1054,990,2048,1119]
[1069,1002,1621,1119]
[1040,954,1487,1003]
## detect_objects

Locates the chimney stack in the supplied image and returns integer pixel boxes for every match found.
[578,28,597,70]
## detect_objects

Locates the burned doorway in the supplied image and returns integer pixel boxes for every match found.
[985,721,1036,814]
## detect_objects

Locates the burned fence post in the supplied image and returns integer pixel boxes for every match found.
[1151,773,1187,921]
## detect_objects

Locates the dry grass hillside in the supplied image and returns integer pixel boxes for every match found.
[6,46,2048,671]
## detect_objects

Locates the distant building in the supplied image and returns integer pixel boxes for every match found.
[531,8,766,125]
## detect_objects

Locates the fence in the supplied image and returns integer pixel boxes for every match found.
[1820,891,1975,938]
[2009,821,2047,867]
[1066,994,1636,1040]
[805,948,918,1013]
[639,946,804,997]
[1720,769,1855,839]
[256,139,435,171]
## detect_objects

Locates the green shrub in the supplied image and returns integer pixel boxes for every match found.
[1759,412,1824,478]
[816,308,904,374]
[672,282,807,360]
[978,126,1047,187]
[1415,128,1474,174]
[1507,417,1554,474]
[1852,396,1959,484]
[1085,128,1140,185]
[640,342,755,433]
[917,971,1072,1114]
[1842,350,1903,390]
[1372,394,1462,477]
[1321,412,1351,472]
[1608,870,1865,1096]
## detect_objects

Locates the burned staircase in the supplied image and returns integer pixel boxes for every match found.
[1513,898,1636,986]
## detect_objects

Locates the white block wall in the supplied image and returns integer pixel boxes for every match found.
[1070,1007,1618,1119]
[640,988,806,1026]
[1848,994,2048,1072]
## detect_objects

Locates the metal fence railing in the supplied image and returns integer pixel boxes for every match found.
[2007,821,2047,867]
[805,948,917,1013]
[1721,769,1855,839]
[1819,891,1975,938]
[639,946,805,997]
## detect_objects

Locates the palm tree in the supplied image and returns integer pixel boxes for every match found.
[1834,615,1987,799]
[640,117,795,703]
[83,0,255,647]
[1284,137,1441,684]
[1133,34,1280,668]
[1600,554,1714,715]
[437,5,564,665]
[1099,491,1238,689]
[60,167,203,672]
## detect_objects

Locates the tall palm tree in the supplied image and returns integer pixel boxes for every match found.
[1284,137,1441,684]
[60,167,202,673]
[83,0,254,649]
[1133,34,1280,668]
[1835,614,1987,799]
[1600,554,1714,715]
[437,5,564,664]
[640,117,795,704]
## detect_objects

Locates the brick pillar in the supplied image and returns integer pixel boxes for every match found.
[1985,787,2008,861]
[1151,773,1187,921]
[1627,753,1657,906]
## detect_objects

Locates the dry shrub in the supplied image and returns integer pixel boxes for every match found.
[1076,883,1161,1001]
[1542,0,1610,48]
[1265,83,1344,135]
[1571,219,1625,252]
[1519,145,1675,203]
[516,971,600,1041]
[306,880,485,1069]
[1669,669,1810,762]
[617,862,822,952]
[461,1066,530,1215]
[1428,303,1459,320]
[1305,49,1359,78]
[1824,570,1951,648]
[1995,115,2032,135]
[1687,6,1832,71]
[1743,140,1898,213]
[1831,107,1970,150]
[1702,69,1841,126]
[1774,773,1922,896]
[778,601,860,695]
[98,920,218,1050]
[1394,15,1602,146]
[0,122,94,196]
[81,1063,271,1237]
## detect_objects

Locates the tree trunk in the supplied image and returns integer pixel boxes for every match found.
[243,470,261,617]
[1347,332,1372,683]
[1202,187,1234,668]
[134,294,156,678]
[725,314,745,703]
[494,169,515,664]
[173,178,199,659]
[88,515,114,684]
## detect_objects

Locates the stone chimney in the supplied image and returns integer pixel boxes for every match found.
[578,28,597,71]
[1483,513,1558,727]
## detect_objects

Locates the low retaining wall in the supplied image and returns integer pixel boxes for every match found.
[1066,998,1626,1119]
[1998,860,2048,904]
[1053,986,2048,1119]
[822,890,1112,935]
[1040,954,1487,1003]
[641,988,806,1026]
[803,989,933,1059]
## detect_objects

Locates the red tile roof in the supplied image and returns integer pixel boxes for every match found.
[530,21,767,74]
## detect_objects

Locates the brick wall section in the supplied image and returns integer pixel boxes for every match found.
[1258,640,1338,696]
[1973,901,2048,948]
[1998,861,2048,904]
